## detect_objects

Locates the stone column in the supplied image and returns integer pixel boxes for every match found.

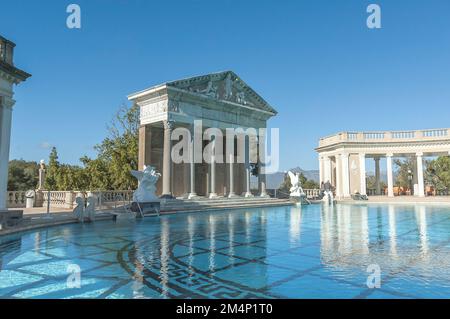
[138,124,151,171]
[209,137,218,198]
[258,165,268,197]
[359,153,367,195]
[374,157,381,195]
[335,155,342,198]
[243,137,253,198]
[416,152,425,197]
[188,128,197,199]
[244,167,252,197]
[161,120,173,199]
[323,157,331,183]
[386,154,394,197]
[228,153,237,198]
[341,153,350,197]
[257,133,268,198]
[0,98,13,210]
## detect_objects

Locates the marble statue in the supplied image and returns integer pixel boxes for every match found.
[224,73,233,100]
[85,195,96,221]
[288,171,310,205]
[73,196,85,222]
[288,171,305,197]
[131,165,161,202]
[73,195,96,222]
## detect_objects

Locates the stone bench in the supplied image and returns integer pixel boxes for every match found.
[0,210,24,229]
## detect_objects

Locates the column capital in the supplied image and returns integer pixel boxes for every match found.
[416,152,424,157]
[386,153,394,157]
[0,96,15,110]
[163,120,174,130]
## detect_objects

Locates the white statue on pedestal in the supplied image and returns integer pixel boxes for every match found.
[288,171,305,197]
[131,165,161,202]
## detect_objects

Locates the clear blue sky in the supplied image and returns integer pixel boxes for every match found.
[2,0,450,171]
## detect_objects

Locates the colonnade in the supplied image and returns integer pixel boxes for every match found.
[142,120,268,199]
[319,152,427,198]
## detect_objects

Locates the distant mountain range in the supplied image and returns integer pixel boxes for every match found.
[251,167,320,189]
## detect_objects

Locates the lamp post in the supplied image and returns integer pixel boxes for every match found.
[408,169,413,196]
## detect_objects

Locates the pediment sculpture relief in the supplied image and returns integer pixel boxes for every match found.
[185,74,253,106]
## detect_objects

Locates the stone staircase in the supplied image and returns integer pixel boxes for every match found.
[159,197,292,214]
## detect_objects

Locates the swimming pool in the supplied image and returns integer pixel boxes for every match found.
[1,203,450,299]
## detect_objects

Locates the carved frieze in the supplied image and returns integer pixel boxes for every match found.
[183,73,254,107]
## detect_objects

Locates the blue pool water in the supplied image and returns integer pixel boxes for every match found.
[2,203,450,299]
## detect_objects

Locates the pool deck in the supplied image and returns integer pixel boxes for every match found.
[0,198,293,236]
[339,196,450,206]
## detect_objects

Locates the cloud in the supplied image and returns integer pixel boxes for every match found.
[39,142,52,149]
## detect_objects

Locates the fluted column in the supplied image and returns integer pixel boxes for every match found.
[228,153,237,198]
[188,126,197,199]
[386,154,394,197]
[259,166,268,197]
[416,152,425,197]
[243,167,252,197]
[0,98,13,210]
[359,153,367,195]
[335,155,342,198]
[258,132,268,198]
[161,120,173,199]
[323,157,331,183]
[341,153,350,197]
[209,137,218,198]
[374,157,381,195]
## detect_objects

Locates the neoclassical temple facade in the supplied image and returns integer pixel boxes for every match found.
[316,129,450,198]
[0,35,31,210]
[128,71,277,198]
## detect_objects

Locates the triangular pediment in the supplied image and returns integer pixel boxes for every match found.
[166,71,277,114]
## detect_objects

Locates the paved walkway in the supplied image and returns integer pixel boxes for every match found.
[1,208,113,236]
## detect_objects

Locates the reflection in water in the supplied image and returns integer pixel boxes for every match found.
[187,215,195,280]
[209,215,216,271]
[416,206,429,257]
[132,257,144,299]
[244,211,251,242]
[289,206,302,244]
[319,204,438,276]
[388,205,398,257]
[228,213,235,258]
[160,219,170,297]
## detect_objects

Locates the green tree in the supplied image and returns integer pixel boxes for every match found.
[44,147,60,190]
[79,156,111,190]
[426,156,450,194]
[93,103,139,190]
[393,157,415,188]
[7,160,39,191]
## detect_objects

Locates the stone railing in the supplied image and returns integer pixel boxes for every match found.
[304,189,320,198]
[89,190,133,209]
[6,190,134,209]
[268,188,321,199]
[6,191,27,208]
[318,128,450,148]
